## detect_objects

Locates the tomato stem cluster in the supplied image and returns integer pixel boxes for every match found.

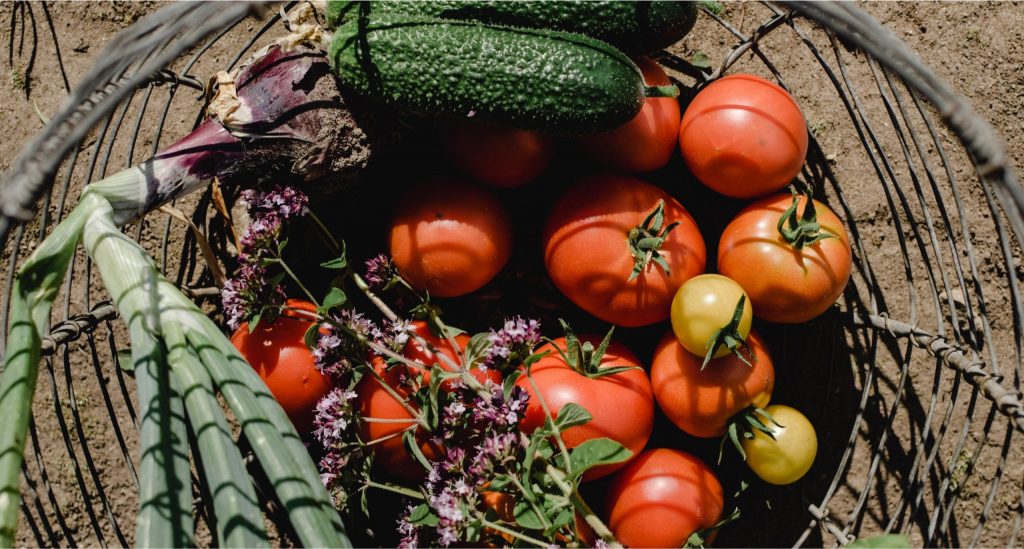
[702,295,755,370]
[720,406,782,463]
[777,189,838,250]
[627,199,681,281]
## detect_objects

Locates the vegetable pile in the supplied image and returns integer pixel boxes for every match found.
[0,1,856,548]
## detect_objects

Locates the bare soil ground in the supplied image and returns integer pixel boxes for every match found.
[2,1,1023,548]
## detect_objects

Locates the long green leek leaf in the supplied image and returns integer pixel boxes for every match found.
[188,329,351,549]
[0,192,100,547]
[82,197,194,547]
[163,320,269,548]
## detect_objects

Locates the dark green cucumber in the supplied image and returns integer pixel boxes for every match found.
[327,1,700,55]
[327,16,646,134]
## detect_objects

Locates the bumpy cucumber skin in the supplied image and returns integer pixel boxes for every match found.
[328,16,645,134]
[387,0,694,54]
[327,1,698,54]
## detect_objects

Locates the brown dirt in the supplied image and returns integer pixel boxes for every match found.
[2,1,1023,548]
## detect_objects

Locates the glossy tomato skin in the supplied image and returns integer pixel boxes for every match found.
[358,321,499,480]
[443,120,553,188]
[543,173,706,327]
[605,449,724,548]
[671,274,753,359]
[390,177,513,298]
[516,336,653,480]
[579,57,681,173]
[679,74,808,198]
[356,361,439,480]
[718,193,852,323]
[651,329,774,438]
[231,299,331,433]
[742,405,817,485]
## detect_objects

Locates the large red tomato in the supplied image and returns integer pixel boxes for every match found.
[358,321,500,480]
[231,299,332,433]
[604,449,724,548]
[679,73,808,198]
[579,57,681,172]
[650,328,774,438]
[442,120,553,188]
[390,177,513,298]
[543,173,706,327]
[516,335,653,480]
[717,193,852,323]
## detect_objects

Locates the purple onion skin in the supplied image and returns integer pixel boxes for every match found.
[121,44,374,224]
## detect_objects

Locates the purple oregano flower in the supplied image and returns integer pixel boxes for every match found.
[483,316,542,371]
[222,184,309,329]
[364,253,398,291]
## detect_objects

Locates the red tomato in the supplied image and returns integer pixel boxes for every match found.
[717,193,852,323]
[390,177,513,298]
[604,449,724,548]
[355,361,440,480]
[650,328,774,438]
[231,299,331,433]
[442,120,553,188]
[543,173,706,327]
[579,57,681,172]
[679,73,808,198]
[358,321,500,480]
[516,335,653,480]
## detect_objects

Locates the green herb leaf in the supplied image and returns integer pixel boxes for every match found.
[513,501,546,530]
[116,348,135,373]
[303,322,320,351]
[320,256,348,270]
[568,438,631,480]
[409,503,438,527]
[320,287,347,312]
[552,403,592,431]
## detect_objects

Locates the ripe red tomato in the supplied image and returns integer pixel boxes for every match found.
[604,449,724,548]
[358,321,500,480]
[390,177,513,297]
[543,173,706,327]
[516,335,653,480]
[650,328,774,438]
[355,361,440,480]
[442,120,553,188]
[231,299,331,433]
[717,193,852,323]
[679,73,808,198]
[579,57,681,172]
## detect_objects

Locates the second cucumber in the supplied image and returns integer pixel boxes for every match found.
[327,16,647,134]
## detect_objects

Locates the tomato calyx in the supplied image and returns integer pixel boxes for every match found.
[685,506,741,548]
[777,189,839,250]
[719,405,783,462]
[627,199,682,281]
[547,320,642,379]
[702,295,755,370]
[644,84,680,98]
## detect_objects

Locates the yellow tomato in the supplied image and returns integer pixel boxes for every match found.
[670,274,752,359]
[741,405,817,485]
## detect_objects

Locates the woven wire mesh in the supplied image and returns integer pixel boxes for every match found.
[1,1,1022,547]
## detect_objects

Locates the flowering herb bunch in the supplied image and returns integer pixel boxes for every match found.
[223,185,630,548]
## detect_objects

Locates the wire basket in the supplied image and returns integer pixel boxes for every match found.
[2,2,1023,547]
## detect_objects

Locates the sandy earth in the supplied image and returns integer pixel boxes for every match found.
[1,1,1023,547]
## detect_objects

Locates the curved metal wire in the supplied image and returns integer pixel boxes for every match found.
[1,1,1023,547]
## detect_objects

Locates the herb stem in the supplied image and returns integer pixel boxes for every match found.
[306,210,341,256]
[478,518,549,548]
[570,490,621,547]
[276,253,319,306]
[365,481,424,500]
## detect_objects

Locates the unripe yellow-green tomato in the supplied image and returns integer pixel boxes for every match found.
[741,404,817,485]
[670,274,752,359]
